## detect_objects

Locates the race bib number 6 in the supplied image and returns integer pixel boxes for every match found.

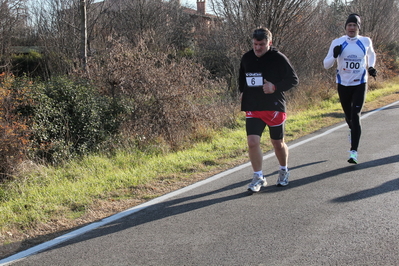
[246,73,263,87]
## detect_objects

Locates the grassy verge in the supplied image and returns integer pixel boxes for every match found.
[1,77,399,256]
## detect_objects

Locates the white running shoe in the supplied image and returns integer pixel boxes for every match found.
[276,170,289,186]
[348,150,358,164]
[247,174,267,192]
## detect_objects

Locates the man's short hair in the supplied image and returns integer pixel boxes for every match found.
[252,27,272,42]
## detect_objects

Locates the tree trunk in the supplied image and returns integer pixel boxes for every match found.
[80,0,87,72]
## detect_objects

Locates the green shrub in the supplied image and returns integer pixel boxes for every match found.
[11,50,47,79]
[30,77,124,163]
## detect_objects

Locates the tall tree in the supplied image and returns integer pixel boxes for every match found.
[30,0,109,75]
[0,0,29,71]
[348,0,399,46]
[80,0,87,72]
[206,0,322,92]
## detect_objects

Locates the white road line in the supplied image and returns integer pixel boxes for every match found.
[1,100,398,266]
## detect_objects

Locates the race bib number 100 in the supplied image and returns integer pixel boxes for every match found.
[246,73,263,87]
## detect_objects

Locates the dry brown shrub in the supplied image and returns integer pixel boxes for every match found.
[371,49,399,85]
[88,38,237,151]
[0,73,32,181]
[286,71,337,112]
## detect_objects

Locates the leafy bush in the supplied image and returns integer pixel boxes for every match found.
[11,50,47,79]
[30,77,125,163]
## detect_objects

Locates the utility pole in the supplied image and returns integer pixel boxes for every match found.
[80,0,88,73]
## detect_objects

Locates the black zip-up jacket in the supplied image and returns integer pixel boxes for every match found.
[239,47,299,112]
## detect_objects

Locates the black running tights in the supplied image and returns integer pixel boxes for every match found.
[337,83,367,151]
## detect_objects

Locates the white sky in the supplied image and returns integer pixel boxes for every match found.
[180,0,197,8]
[180,0,196,8]
[180,0,212,11]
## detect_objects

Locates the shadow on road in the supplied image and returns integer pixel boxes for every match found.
[261,154,399,203]
[330,177,399,203]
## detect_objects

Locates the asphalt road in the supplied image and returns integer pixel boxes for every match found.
[2,101,399,266]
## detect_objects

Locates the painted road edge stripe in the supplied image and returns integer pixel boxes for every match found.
[1,100,398,265]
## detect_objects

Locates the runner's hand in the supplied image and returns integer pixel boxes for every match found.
[263,79,275,94]
[333,45,342,58]
[368,67,377,78]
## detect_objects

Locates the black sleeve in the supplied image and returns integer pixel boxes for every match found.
[238,58,246,93]
[273,53,299,92]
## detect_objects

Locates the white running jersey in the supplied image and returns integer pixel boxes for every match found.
[324,35,376,86]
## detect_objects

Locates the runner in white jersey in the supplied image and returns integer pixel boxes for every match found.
[323,13,377,164]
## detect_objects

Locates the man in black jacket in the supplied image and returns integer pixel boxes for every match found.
[239,27,299,192]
